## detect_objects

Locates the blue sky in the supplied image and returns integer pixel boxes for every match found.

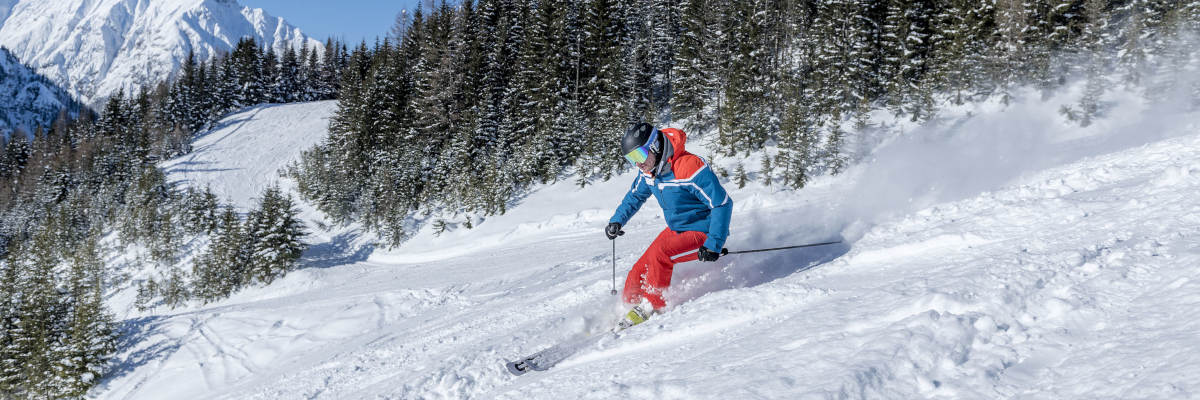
[242,0,421,45]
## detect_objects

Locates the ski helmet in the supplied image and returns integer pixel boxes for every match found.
[621,122,661,164]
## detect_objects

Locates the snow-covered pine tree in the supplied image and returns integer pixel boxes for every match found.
[260,46,280,104]
[160,267,190,308]
[299,43,316,101]
[317,39,340,100]
[1021,0,1059,96]
[276,46,302,103]
[182,186,222,236]
[1114,0,1150,88]
[0,131,30,179]
[314,41,374,222]
[509,0,563,185]
[193,206,250,301]
[433,0,486,206]
[928,0,975,105]
[211,54,239,119]
[247,186,307,284]
[759,153,773,186]
[879,0,934,121]
[733,163,748,188]
[671,0,718,133]
[12,227,65,397]
[576,0,631,181]
[193,62,215,130]
[0,250,23,395]
[54,229,116,398]
[618,0,654,128]
[1078,0,1109,126]
[412,0,462,197]
[648,0,681,112]
[989,0,1031,105]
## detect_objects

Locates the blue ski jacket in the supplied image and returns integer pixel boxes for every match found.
[609,128,732,251]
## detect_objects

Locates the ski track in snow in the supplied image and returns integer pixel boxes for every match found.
[92,98,1200,399]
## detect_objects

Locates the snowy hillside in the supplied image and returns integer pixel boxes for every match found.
[0,0,322,107]
[0,46,81,137]
[160,101,338,212]
[94,85,1200,399]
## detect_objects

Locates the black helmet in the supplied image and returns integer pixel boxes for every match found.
[621,122,661,159]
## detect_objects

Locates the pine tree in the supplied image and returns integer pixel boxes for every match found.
[990,0,1031,104]
[1077,0,1109,126]
[182,186,222,235]
[1114,0,1150,88]
[276,46,302,103]
[261,46,280,104]
[193,207,250,300]
[0,250,23,395]
[1,132,31,179]
[575,0,631,181]
[671,0,718,132]
[717,0,777,154]
[55,229,116,398]
[134,278,157,311]
[759,153,773,186]
[12,227,65,397]
[733,163,748,188]
[246,186,307,284]
[160,267,190,308]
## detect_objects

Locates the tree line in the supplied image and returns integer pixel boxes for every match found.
[292,0,1200,246]
[0,36,330,397]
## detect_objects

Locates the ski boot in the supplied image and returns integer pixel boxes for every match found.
[615,303,654,331]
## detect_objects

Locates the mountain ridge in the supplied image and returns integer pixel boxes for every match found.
[0,0,322,108]
[0,46,83,138]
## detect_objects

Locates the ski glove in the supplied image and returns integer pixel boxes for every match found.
[698,246,720,262]
[605,222,625,240]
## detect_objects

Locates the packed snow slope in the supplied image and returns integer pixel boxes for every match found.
[95,86,1200,399]
[0,0,321,107]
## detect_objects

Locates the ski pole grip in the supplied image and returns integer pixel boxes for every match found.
[721,248,729,256]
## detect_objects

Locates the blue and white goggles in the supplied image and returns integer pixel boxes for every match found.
[624,130,659,164]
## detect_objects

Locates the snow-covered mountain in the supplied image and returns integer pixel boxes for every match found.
[0,46,82,137]
[0,0,322,108]
[89,76,1200,398]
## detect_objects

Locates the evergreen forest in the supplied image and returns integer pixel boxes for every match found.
[0,37,329,398]
[292,0,1200,246]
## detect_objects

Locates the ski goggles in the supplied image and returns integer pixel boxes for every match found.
[624,130,659,164]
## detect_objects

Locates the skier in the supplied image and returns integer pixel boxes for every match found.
[606,122,732,327]
[504,124,733,375]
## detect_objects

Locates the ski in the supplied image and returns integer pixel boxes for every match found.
[505,331,616,375]
[506,306,651,376]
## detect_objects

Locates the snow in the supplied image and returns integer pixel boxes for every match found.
[0,0,322,108]
[160,101,337,212]
[94,81,1200,398]
[0,46,77,137]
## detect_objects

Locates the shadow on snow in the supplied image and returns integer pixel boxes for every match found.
[668,237,851,306]
[300,230,374,269]
[96,315,179,389]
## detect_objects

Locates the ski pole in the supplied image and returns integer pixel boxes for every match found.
[720,240,843,256]
[611,239,618,296]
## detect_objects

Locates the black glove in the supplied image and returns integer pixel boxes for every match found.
[698,246,720,262]
[605,222,625,240]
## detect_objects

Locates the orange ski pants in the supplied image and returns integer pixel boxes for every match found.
[622,228,708,310]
